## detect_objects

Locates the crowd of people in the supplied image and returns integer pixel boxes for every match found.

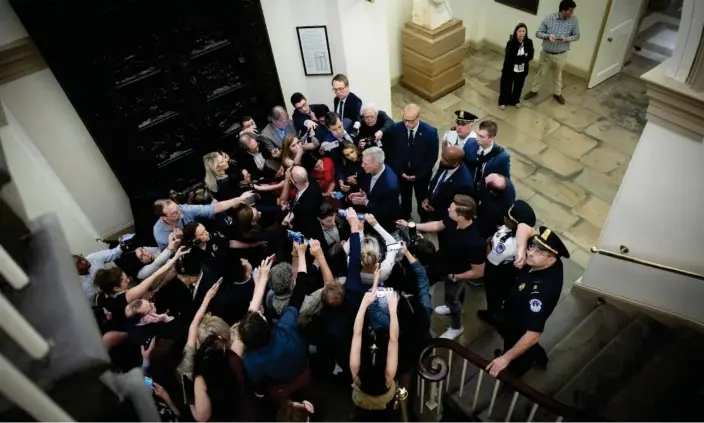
[71,2,581,420]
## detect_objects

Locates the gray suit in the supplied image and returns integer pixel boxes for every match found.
[260,121,297,152]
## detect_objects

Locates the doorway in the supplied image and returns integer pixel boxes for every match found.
[623,0,683,78]
[588,0,683,88]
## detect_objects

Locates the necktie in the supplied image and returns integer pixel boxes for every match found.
[338,100,345,117]
[408,129,415,147]
[432,169,447,196]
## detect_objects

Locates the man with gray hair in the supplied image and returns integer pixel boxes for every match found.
[356,103,394,149]
[261,105,296,156]
[349,147,401,229]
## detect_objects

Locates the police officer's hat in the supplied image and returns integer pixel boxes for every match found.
[454,110,478,125]
[507,200,536,227]
[532,226,570,259]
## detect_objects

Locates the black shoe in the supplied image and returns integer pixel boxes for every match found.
[477,309,495,325]
[524,91,538,100]
[553,94,566,104]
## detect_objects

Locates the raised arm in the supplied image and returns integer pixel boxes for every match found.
[350,290,377,380]
[248,255,274,312]
[345,209,363,293]
[87,245,123,266]
[385,292,400,386]
[125,247,189,303]
[309,240,334,285]
[180,280,223,378]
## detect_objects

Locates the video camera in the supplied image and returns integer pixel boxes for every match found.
[356,136,380,150]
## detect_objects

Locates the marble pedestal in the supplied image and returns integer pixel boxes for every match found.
[401,18,466,102]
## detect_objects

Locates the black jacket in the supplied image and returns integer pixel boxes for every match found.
[502,38,534,73]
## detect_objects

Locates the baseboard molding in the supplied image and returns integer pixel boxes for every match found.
[464,38,590,81]
[0,37,48,86]
[103,221,135,242]
[574,278,704,331]
[390,75,401,87]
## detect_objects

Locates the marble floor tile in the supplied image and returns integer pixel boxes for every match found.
[513,178,537,201]
[563,220,602,251]
[584,119,640,156]
[543,126,599,160]
[580,145,631,174]
[522,169,588,208]
[573,167,620,204]
[431,93,462,110]
[510,153,538,179]
[534,99,601,131]
[528,194,580,233]
[500,106,561,140]
[532,148,585,179]
[484,116,549,157]
[573,196,611,228]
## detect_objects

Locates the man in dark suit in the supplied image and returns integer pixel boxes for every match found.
[349,146,401,230]
[237,132,277,181]
[332,74,363,132]
[284,166,323,239]
[310,201,351,256]
[355,103,394,150]
[475,173,517,239]
[260,106,297,155]
[463,120,511,195]
[421,145,474,222]
[386,103,440,220]
[291,92,323,135]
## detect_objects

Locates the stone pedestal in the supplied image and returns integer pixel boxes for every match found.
[400,19,466,102]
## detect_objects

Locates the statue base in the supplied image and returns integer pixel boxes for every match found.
[400,19,466,102]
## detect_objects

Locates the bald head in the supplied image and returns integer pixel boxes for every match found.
[271,106,289,129]
[403,103,421,130]
[291,166,308,187]
[485,173,507,191]
[442,145,465,167]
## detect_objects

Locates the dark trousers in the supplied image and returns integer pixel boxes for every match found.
[400,175,430,220]
[484,262,518,316]
[498,70,528,106]
[444,278,465,329]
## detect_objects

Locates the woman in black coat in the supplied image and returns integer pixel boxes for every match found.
[499,23,534,109]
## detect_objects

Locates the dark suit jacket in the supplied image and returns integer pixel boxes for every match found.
[355,110,394,144]
[237,147,277,181]
[502,38,535,73]
[463,139,511,181]
[358,166,401,229]
[427,163,474,221]
[476,177,517,239]
[292,105,322,134]
[386,121,439,181]
[309,220,352,254]
[333,92,363,125]
[260,121,297,152]
[291,181,323,239]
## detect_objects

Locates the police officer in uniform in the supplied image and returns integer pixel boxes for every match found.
[443,110,478,148]
[478,200,536,327]
[487,225,569,378]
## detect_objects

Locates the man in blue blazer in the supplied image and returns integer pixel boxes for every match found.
[332,74,363,131]
[387,104,439,220]
[421,144,474,222]
[290,92,324,135]
[349,146,401,230]
[462,119,511,195]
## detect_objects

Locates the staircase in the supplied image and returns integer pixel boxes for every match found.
[418,284,704,422]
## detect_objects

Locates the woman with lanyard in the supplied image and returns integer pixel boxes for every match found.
[498,23,534,110]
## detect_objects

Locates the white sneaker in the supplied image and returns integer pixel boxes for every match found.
[440,327,464,340]
[499,105,506,110]
[434,305,451,316]
[515,103,522,109]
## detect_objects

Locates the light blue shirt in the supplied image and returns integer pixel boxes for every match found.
[536,12,580,54]
[81,246,123,301]
[153,204,215,250]
[370,165,386,192]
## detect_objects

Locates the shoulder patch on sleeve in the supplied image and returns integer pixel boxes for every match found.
[529,299,542,313]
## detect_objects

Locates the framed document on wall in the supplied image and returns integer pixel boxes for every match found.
[296,26,333,76]
[495,0,539,15]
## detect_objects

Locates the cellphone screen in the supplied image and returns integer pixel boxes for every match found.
[144,377,153,389]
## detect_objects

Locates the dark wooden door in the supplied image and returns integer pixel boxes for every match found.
[10,0,284,241]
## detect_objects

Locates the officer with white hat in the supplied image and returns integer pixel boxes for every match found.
[443,110,478,148]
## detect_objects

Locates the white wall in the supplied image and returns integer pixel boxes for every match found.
[581,121,704,323]
[261,0,392,113]
[0,0,26,46]
[387,0,413,82]
[0,70,134,237]
[388,0,609,80]
[0,103,102,255]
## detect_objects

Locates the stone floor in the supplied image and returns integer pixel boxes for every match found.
[392,48,649,343]
[391,47,648,272]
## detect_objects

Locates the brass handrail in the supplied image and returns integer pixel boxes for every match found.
[590,247,704,282]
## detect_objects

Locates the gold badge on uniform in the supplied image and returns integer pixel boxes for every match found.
[518,283,525,291]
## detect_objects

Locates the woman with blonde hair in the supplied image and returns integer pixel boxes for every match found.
[343,214,400,286]
[202,151,250,201]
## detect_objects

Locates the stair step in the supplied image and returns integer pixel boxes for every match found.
[531,315,672,421]
[476,301,632,421]
[599,329,704,421]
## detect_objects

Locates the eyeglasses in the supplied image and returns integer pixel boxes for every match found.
[332,87,347,92]
[402,117,419,123]
[528,244,553,257]
[362,115,376,120]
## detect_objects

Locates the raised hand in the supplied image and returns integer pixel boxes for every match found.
[141,337,156,360]
[309,239,323,258]
[387,291,399,313]
[365,214,377,226]
[204,278,222,302]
